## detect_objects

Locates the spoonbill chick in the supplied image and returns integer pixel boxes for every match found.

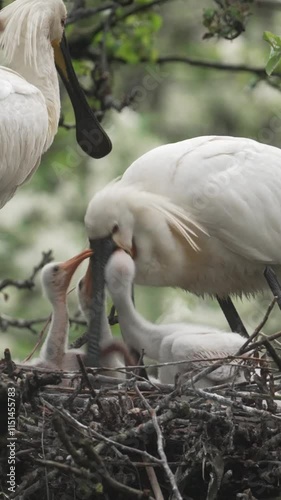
[77,264,125,378]
[103,250,247,386]
[84,136,281,364]
[29,249,93,371]
[0,0,111,209]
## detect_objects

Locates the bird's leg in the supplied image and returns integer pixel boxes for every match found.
[218,292,281,372]
[107,286,134,325]
[130,347,149,380]
[264,266,281,309]
[130,285,149,380]
[108,305,119,326]
[217,296,249,338]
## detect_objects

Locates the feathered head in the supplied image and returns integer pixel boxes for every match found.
[0,0,66,71]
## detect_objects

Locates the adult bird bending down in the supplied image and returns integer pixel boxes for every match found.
[102,249,246,386]
[0,0,111,209]
[84,136,281,366]
[29,249,93,371]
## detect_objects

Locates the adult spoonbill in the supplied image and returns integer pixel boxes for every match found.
[0,0,111,209]
[28,249,93,371]
[84,136,281,366]
[102,249,246,386]
[77,266,125,377]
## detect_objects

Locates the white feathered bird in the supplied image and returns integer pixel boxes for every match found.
[0,0,111,209]
[29,249,92,370]
[102,249,246,386]
[84,136,281,365]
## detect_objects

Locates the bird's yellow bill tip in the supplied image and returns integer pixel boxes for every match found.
[52,39,69,81]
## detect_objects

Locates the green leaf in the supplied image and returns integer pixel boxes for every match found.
[265,50,281,76]
[263,31,281,75]
[263,31,281,50]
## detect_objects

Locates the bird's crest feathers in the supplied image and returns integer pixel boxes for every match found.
[147,195,208,251]
[91,183,208,252]
[0,0,63,71]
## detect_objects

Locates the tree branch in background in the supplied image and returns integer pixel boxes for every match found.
[59,0,281,126]
[0,314,86,335]
[0,251,53,293]
[256,0,281,9]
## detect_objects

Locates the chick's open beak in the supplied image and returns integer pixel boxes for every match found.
[52,33,112,159]
[60,249,93,288]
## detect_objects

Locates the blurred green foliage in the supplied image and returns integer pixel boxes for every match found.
[203,0,254,40]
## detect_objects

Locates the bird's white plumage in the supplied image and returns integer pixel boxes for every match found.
[0,0,66,208]
[85,136,281,297]
[105,250,246,386]
[122,136,281,263]
[27,251,92,373]
[0,67,48,207]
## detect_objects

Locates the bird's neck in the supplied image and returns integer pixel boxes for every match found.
[40,298,69,367]
[110,287,163,360]
[99,307,114,347]
[9,41,60,150]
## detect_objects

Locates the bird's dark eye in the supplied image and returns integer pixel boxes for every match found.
[112,223,119,234]
[61,18,66,28]
[53,265,59,273]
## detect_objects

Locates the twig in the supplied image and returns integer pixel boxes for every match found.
[51,410,154,499]
[0,251,53,293]
[243,330,281,353]
[144,458,164,500]
[12,471,57,500]
[135,384,183,500]
[238,297,277,354]
[4,348,14,376]
[76,354,97,397]
[112,54,281,79]
[90,427,163,465]
[23,316,51,362]
[91,0,170,38]
[183,386,281,421]
[0,314,86,334]
[66,3,116,24]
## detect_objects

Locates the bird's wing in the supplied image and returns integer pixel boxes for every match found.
[0,68,48,207]
[163,330,244,382]
[122,136,281,263]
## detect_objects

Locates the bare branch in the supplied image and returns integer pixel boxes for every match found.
[0,251,53,293]
[135,384,183,500]
[91,0,170,39]
[67,3,116,25]
[0,314,86,334]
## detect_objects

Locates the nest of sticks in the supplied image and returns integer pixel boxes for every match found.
[1,329,281,500]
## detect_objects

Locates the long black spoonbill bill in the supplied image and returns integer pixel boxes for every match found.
[0,0,111,209]
[77,265,125,378]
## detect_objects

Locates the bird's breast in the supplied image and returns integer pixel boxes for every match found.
[134,231,279,296]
